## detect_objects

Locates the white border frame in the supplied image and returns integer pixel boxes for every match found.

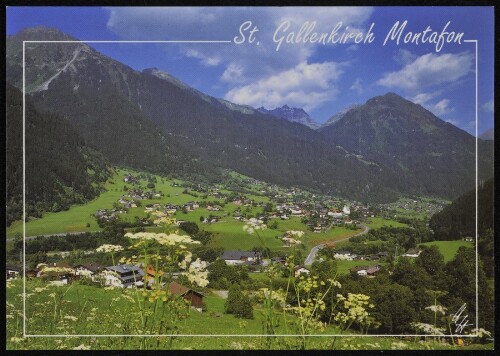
[21,38,480,339]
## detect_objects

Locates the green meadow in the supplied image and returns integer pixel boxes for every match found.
[366,217,407,229]
[6,278,492,350]
[419,240,473,262]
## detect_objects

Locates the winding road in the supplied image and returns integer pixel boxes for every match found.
[6,231,98,242]
[304,224,370,266]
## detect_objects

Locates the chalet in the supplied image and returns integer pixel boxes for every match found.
[328,211,343,218]
[342,206,351,215]
[350,266,368,276]
[221,251,262,265]
[366,265,381,275]
[167,282,204,311]
[334,251,355,261]
[38,263,74,284]
[103,264,144,288]
[403,248,423,258]
[6,265,21,279]
[74,263,104,280]
[294,266,310,277]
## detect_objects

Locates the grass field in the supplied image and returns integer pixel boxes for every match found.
[419,240,473,262]
[366,217,407,229]
[7,169,129,238]
[7,278,492,350]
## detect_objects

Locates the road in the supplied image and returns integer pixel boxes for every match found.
[6,231,98,242]
[303,224,370,266]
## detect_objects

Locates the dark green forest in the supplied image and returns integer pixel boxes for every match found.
[6,85,110,225]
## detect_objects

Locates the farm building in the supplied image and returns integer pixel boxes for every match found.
[167,281,204,311]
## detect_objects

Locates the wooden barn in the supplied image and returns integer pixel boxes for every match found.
[167,281,204,311]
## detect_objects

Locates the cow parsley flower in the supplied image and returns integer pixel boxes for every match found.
[96,244,124,253]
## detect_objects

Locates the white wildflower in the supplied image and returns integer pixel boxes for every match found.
[425,305,447,315]
[96,244,124,253]
[64,315,78,321]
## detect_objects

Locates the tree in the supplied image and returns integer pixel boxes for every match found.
[310,259,337,281]
[179,221,200,235]
[416,245,445,275]
[445,247,493,332]
[225,284,253,319]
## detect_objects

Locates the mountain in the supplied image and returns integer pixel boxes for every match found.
[6,84,110,225]
[429,178,493,240]
[6,27,493,204]
[321,104,361,128]
[318,93,494,199]
[479,127,494,141]
[257,105,319,129]
[7,27,397,203]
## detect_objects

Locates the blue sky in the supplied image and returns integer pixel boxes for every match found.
[7,6,494,134]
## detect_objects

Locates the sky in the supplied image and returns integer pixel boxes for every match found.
[6,6,494,134]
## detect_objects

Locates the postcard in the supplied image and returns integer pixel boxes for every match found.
[5,5,494,351]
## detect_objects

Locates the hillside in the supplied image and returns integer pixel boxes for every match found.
[6,84,110,225]
[429,178,493,240]
[318,93,494,199]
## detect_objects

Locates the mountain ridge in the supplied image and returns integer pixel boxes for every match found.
[257,105,320,129]
[6,26,493,204]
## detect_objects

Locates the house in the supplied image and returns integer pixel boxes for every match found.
[103,264,144,288]
[403,248,423,258]
[342,205,351,215]
[220,251,262,265]
[37,263,74,284]
[6,265,21,279]
[366,265,381,275]
[334,251,355,261]
[74,263,104,280]
[167,281,204,311]
[350,266,368,276]
[328,211,343,218]
[294,266,310,277]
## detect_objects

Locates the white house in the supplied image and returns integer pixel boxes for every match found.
[103,265,144,288]
[294,266,310,277]
[342,205,351,215]
[403,248,423,258]
[334,251,355,261]
[221,251,262,266]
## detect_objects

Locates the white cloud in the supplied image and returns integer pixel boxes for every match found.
[221,63,245,83]
[411,92,439,105]
[410,91,453,117]
[105,7,373,85]
[431,99,454,116]
[482,99,494,113]
[445,119,459,126]
[185,49,221,66]
[377,52,473,90]
[225,61,344,110]
[393,49,417,65]
[350,78,363,95]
